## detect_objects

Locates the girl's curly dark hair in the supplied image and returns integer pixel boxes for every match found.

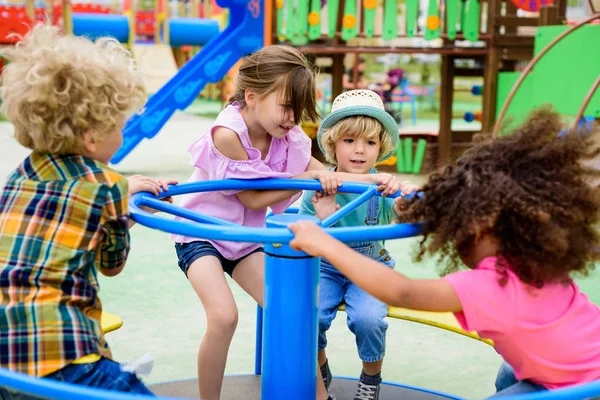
[398,108,600,287]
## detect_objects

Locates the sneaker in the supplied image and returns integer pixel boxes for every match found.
[320,359,333,390]
[354,371,381,400]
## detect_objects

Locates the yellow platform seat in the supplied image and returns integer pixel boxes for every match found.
[338,304,493,346]
[100,311,123,334]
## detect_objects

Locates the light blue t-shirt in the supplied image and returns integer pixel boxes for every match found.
[298,169,397,253]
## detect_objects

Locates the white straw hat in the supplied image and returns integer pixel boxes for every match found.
[317,90,399,162]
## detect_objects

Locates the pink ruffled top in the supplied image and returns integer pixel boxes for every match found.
[172,103,312,260]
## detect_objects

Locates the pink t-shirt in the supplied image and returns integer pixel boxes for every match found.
[172,103,312,259]
[444,256,600,389]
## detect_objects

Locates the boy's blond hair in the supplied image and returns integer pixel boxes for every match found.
[0,24,147,154]
[319,115,394,164]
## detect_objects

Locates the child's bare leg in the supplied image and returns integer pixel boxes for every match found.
[317,365,329,399]
[318,350,327,367]
[363,359,383,376]
[317,350,330,398]
[231,252,264,306]
[188,257,239,400]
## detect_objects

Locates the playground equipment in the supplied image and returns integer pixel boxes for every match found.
[128,179,434,399]
[0,0,219,46]
[1,179,600,398]
[3,179,598,399]
[105,0,595,168]
[110,0,266,164]
[394,137,429,174]
[0,0,262,164]
[273,0,596,172]
[493,19,600,137]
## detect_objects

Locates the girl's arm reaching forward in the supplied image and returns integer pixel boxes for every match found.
[288,221,462,313]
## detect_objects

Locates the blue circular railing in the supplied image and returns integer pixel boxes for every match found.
[128,179,423,243]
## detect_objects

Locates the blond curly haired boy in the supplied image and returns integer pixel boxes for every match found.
[0,24,172,395]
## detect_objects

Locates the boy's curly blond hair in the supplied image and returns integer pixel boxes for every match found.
[0,24,147,154]
[320,115,394,164]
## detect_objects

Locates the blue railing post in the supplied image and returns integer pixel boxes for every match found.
[262,214,321,400]
[254,304,263,375]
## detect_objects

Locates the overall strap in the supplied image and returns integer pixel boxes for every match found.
[363,195,379,226]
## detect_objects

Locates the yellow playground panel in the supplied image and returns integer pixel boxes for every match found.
[338,304,494,347]
[101,311,124,334]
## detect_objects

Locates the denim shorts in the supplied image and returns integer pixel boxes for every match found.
[175,241,264,277]
[0,358,154,400]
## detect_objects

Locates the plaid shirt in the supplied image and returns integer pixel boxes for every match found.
[0,153,130,377]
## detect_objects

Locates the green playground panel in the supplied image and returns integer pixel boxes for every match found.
[328,0,339,38]
[277,0,284,38]
[533,25,600,118]
[406,0,420,37]
[364,3,376,38]
[424,0,441,40]
[341,0,358,41]
[446,0,459,40]
[287,3,297,39]
[296,0,310,37]
[382,0,398,40]
[278,0,484,44]
[459,0,467,33]
[463,0,480,42]
[496,72,535,132]
[496,25,600,133]
[308,0,321,40]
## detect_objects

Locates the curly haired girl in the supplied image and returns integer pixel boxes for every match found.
[288,108,600,398]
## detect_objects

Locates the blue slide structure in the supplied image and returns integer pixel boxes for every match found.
[110,0,265,164]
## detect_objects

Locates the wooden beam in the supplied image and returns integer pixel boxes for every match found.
[482,48,500,133]
[455,68,485,77]
[539,5,559,26]
[494,36,535,47]
[496,16,539,27]
[497,47,534,61]
[438,55,455,166]
[331,54,345,100]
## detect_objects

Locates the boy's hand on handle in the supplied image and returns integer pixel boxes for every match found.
[127,175,178,214]
[128,175,162,196]
[312,192,341,220]
[289,221,331,257]
[311,170,342,195]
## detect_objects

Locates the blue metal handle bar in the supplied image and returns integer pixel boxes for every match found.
[321,186,377,228]
[0,367,172,400]
[130,179,423,244]
[502,379,600,400]
[140,179,406,200]
[139,197,239,227]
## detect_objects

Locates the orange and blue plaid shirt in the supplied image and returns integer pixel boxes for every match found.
[0,152,130,377]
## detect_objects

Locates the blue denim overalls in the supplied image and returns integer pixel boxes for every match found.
[317,196,395,362]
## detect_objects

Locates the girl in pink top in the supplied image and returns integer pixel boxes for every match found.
[288,109,600,398]
[173,46,401,400]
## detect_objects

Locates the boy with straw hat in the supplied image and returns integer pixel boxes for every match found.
[299,90,418,400]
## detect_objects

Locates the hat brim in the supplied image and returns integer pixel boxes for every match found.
[317,105,399,162]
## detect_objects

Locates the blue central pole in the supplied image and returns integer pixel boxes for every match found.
[262,214,321,400]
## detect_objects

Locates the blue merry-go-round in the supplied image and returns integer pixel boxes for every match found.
[1,179,599,400]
